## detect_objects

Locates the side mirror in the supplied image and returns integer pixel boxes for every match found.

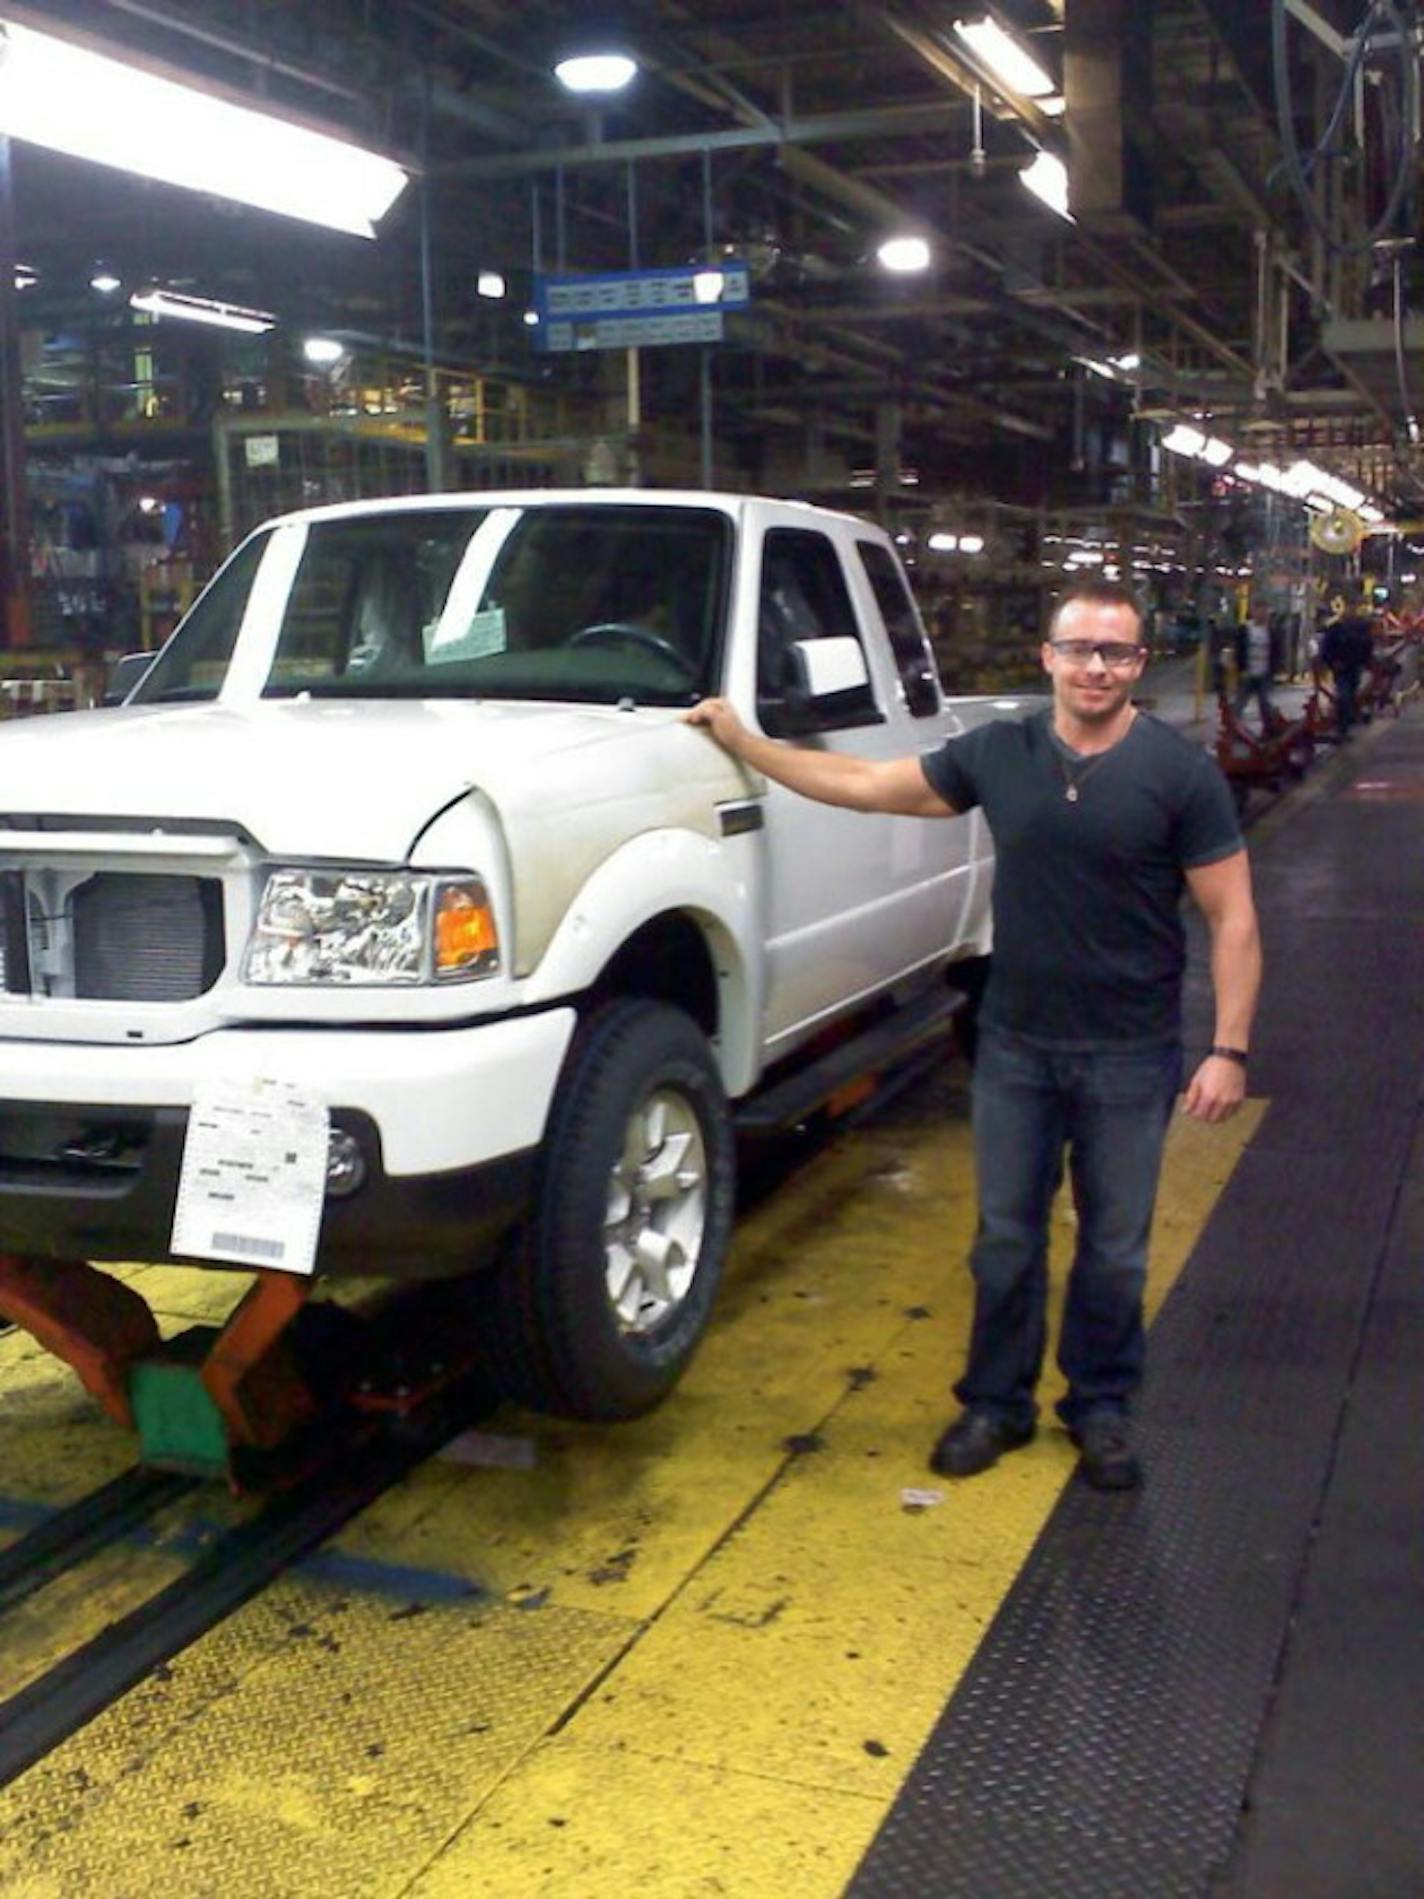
[102,652,156,705]
[788,635,870,699]
[760,634,881,735]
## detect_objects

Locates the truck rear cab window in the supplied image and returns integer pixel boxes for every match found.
[756,528,881,736]
[856,541,941,719]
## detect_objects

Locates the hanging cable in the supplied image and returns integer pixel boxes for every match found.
[1393,250,1421,443]
[1271,0,1418,253]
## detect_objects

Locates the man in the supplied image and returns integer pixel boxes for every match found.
[685,579,1261,1492]
[1319,608,1375,738]
[1234,606,1274,725]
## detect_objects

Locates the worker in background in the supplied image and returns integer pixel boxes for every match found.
[1319,606,1375,738]
[684,580,1261,1494]
[1234,604,1274,725]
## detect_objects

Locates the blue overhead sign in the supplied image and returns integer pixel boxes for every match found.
[534,261,751,353]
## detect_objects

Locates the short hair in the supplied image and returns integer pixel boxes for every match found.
[1049,580,1145,640]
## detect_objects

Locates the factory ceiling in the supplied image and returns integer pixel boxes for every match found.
[12,0,1423,510]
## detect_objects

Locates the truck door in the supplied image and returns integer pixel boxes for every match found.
[852,535,977,971]
[753,524,957,1051]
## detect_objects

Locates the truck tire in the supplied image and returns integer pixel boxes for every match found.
[487,999,736,1420]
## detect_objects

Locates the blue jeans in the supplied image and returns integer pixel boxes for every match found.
[955,1026,1182,1429]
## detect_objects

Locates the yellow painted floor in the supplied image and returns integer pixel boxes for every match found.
[0,1069,1262,1898]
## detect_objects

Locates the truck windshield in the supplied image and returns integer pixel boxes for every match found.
[133,504,732,707]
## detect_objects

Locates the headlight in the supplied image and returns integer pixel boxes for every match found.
[244,868,499,986]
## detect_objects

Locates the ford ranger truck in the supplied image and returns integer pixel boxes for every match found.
[0,491,1023,1420]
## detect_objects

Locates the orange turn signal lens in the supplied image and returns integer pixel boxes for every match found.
[434,881,498,977]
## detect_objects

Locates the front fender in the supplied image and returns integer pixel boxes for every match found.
[521,827,765,1097]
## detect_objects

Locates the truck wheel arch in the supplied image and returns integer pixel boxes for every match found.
[521,830,763,1096]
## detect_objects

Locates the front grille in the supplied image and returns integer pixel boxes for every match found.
[72,874,224,1001]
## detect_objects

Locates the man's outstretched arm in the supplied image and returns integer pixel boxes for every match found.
[1182,848,1261,1123]
[683,697,956,817]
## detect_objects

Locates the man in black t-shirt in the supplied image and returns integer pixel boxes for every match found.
[1319,612,1375,737]
[686,579,1261,1492]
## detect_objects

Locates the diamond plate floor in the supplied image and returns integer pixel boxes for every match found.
[850,714,1424,1899]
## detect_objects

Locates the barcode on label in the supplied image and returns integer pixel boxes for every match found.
[210,1232,286,1261]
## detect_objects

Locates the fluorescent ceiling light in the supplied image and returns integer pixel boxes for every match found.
[952,16,1055,98]
[1162,423,1207,456]
[131,287,276,334]
[477,272,506,300]
[1111,352,1140,372]
[1200,437,1234,468]
[522,309,540,327]
[303,335,345,365]
[90,269,121,294]
[1360,504,1385,523]
[554,53,637,94]
[0,17,408,238]
[13,262,35,288]
[692,269,726,305]
[878,235,931,273]
[1039,95,1067,117]
[1281,459,1324,498]
[1019,149,1072,221]
[928,532,959,552]
[958,533,986,554]
[1080,357,1117,380]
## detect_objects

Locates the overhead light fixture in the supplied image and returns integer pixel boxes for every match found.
[1281,459,1325,498]
[1360,504,1386,524]
[0,16,409,238]
[1111,352,1140,372]
[131,287,276,334]
[522,309,541,327]
[877,235,931,273]
[302,335,345,366]
[692,269,726,305]
[476,271,506,300]
[952,15,1056,99]
[1019,149,1072,222]
[554,52,638,94]
[958,533,986,554]
[1200,437,1234,468]
[928,531,959,552]
[1162,423,1207,457]
[90,267,121,294]
[13,261,35,289]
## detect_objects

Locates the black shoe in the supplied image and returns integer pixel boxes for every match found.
[929,1409,1035,1479]
[1072,1412,1142,1491]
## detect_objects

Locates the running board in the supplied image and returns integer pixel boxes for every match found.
[734,987,965,1138]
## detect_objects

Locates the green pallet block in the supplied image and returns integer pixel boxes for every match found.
[128,1325,230,1476]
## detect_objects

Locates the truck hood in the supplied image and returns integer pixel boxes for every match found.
[0,698,750,868]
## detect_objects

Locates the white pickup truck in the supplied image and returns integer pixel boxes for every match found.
[0,491,1026,1420]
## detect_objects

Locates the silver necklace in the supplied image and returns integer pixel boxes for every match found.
[1053,714,1134,803]
[1056,748,1111,803]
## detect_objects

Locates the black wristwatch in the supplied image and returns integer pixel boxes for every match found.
[1209,1045,1249,1067]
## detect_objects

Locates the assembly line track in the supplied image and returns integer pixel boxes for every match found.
[0,1386,481,1792]
[0,1465,199,1618]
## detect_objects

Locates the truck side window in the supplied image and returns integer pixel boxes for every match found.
[856,541,941,719]
[757,528,880,736]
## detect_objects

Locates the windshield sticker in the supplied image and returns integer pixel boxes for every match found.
[425,604,507,665]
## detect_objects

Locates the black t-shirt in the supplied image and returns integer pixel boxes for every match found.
[922,710,1242,1047]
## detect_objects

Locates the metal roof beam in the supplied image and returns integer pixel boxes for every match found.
[434,101,964,178]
